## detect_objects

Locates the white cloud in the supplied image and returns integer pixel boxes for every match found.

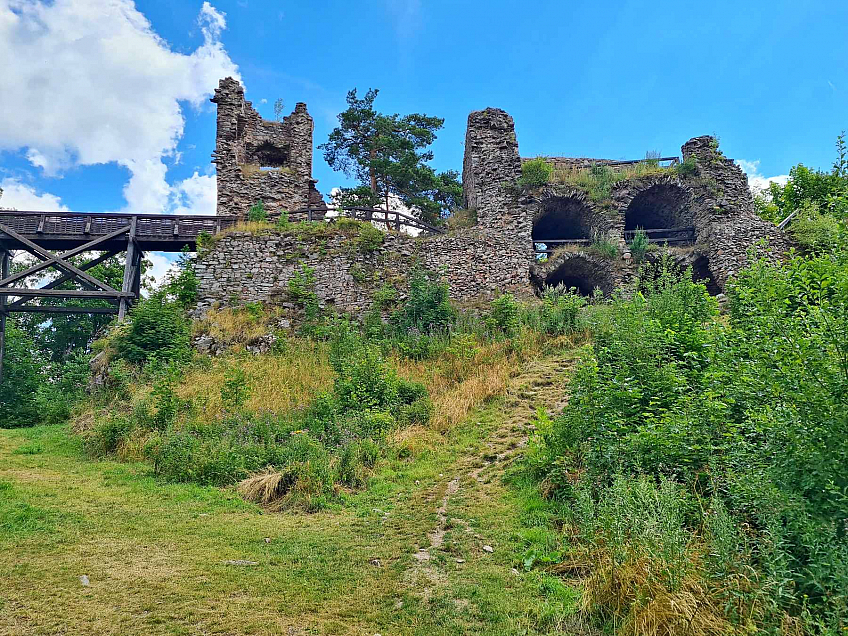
[0,178,68,211]
[737,159,790,195]
[170,172,217,216]
[145,252,178,292]
[0,0,239,213]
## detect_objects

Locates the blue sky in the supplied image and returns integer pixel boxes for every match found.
[1,0,846,277]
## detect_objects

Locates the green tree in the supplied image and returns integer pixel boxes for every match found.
[757,132,848,223]
[0,323,43,428]
[320,88,462,225]
[11,253,127,363]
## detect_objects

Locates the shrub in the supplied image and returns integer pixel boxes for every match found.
[113,294,191,365]
[355,223,384,252]
[373,284,398,309]
[590,233,619,259]
[35,351,90,425]
[247,200,268,223]
[531,252,848,632]
[276,210,290,229]
[526,285,586,335]
[517,157,553,188]
[629,227,649,261]
[788,201,842,252]
[164,247,198,308]
[0,324,43,428]
[391,268,456,335]
[673,155,697,177]
[489,293,521,336]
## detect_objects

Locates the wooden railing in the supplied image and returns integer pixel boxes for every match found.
[0,211,241,242]
[0,205,446,245]
[290,205,446,235]
[534,226,696,255]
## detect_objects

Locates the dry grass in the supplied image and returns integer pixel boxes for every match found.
[393,332,543,433]
[238,466,288,505]
[570,551,735,636]
[193,305,283,348]
[177,342,332,422]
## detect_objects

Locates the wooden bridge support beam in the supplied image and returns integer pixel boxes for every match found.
[0,250,9,382]
[119,218,138,321]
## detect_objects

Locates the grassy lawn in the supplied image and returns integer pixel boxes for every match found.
[0,350,582,636]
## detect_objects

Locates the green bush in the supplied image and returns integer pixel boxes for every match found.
[629,227,649,261]
[0,324,43,428]
[355,223,384,252]
[531,252,848,631]
[590,234,618,259]
[165,247,199,308]
[247,200,268,222]
[523,285,586,335]
[489,293,521,337]
[113,294,191,365]
[391,268,456,335]
[517,158,553,188]
[788,201,842,252]
[34,351,90,425]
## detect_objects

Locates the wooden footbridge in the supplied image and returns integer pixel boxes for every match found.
[0,207,444,379]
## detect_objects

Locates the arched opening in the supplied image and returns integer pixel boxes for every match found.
[624,183,693,231]
[690,255,721,295]
[533,196,597,259]
[532,255,611,297]
[247,141,291,169]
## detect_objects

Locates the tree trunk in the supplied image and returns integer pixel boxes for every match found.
[369,148,377,194]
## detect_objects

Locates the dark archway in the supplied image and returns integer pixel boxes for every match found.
[624,183,693,231]
[690,255,721,295]
[532,254,612,297]
[533,196,595,243]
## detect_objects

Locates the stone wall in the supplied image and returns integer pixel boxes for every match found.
[195,225,532,314]
[681,136,793,287]
[462,108,529,237]
[211,77,319,218]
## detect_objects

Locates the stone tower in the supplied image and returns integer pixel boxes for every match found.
[211,77,323,217]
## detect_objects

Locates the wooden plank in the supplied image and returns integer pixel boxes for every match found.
[0,223,119,292]
[0,289,132,299]
[119,217,138,320]
[8,306,119,315]
[8,250,120,310]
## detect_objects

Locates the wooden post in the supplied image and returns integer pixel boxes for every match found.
[118,217,138,321]
[0,250,9,382]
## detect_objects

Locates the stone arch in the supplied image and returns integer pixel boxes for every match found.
[690,254,721,295]
[532,194,597,243]
[620,179,694,231]
[530,251,616,296]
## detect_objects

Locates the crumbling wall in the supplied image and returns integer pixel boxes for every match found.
[195,226,531,314]
[211,77,320,218]
[681,136,793,287]
[462,108,529,237]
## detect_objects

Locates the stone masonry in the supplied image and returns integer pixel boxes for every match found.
[211,77,323,218]
[195,226,529,313]
[196,88,792,315]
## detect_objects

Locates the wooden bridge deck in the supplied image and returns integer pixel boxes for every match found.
[0,211,243,252]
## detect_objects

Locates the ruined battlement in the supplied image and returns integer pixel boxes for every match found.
[211,77,324,218]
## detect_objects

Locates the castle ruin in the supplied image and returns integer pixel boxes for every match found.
[196,78,790,313]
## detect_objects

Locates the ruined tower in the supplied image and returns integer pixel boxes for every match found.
[211,77,323,218]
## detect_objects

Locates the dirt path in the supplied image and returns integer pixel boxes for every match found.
[408,351,578,599]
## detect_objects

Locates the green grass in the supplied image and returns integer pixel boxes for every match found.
[0,348,583,635]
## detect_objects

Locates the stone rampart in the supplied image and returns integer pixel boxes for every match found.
[195,225,531,314]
